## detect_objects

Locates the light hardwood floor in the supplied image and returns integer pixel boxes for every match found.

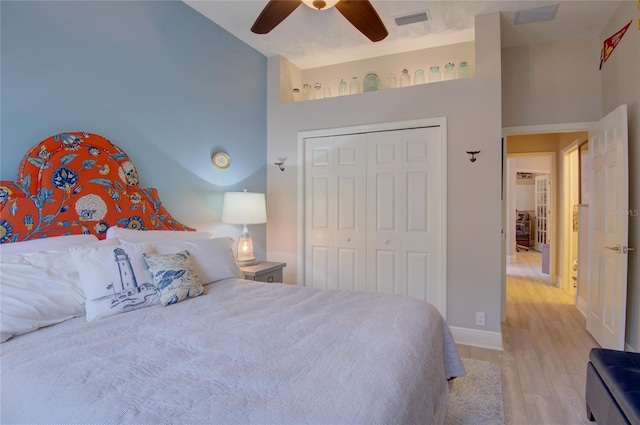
[456,250,600,425]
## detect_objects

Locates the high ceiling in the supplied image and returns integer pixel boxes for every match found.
[185,0,622,69]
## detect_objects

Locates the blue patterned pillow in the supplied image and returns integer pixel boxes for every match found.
[143,250,204,306]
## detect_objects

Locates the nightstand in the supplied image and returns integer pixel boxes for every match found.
[240,261,286,283]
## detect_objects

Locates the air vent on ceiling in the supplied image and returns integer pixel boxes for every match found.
[394,10,430,27]
[514,4,559,25]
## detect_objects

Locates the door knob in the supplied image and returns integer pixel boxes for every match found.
[384,240,390,244]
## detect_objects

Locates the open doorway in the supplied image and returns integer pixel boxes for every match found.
[506,150,556,284]
[501,124,590,323]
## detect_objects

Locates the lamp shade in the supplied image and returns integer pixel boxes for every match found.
[221,191,267,225]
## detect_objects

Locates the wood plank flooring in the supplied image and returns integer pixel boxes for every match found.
[456,250,600,425]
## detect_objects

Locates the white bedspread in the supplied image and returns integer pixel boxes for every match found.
[1,279,465,424]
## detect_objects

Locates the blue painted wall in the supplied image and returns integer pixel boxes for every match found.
[1,1,268,257]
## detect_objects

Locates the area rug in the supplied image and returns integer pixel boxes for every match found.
[445,358,505,425]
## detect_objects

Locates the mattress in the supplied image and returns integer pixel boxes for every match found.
[1,278,465,424]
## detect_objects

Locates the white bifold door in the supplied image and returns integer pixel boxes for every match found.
[304,126,446,314]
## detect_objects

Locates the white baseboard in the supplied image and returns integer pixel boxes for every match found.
[449,326,504,351]
[575,294,587,318]
[507,254,516,263]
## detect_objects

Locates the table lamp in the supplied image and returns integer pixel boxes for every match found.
[221,190,267,266]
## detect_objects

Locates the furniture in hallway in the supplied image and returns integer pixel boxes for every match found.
[516,210,531,251]
[586,348,640,425]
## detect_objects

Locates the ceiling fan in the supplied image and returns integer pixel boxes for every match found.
[251,0,388,42]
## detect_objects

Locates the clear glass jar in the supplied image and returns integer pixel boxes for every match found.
[302,84,312,101]
[429,66,441,83]
[399,68,410,87]
[338,79,348,96]
[313,83,323,99]
[363,72,380,92]
[385,73,398,89]
[458,61,472,78]
[414,69,425,85]
[444,63,456,80]
[292,88,301,102]
[349,77,360,94]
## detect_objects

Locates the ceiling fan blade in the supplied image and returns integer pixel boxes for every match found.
[335,0,388,42]
[251,0,303,34]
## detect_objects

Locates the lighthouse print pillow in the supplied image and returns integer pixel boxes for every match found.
[70,241,160,321]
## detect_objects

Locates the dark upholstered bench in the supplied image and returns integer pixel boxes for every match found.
[586,348,640,425]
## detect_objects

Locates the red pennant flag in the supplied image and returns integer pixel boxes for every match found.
[600,20,632,69]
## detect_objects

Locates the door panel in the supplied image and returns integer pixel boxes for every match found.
[587,104,629,350]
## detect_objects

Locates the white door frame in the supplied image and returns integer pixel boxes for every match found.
[501,122,595,321]
[297,117,448,316]
[560,139,582,293]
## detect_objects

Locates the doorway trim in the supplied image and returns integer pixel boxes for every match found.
[560,138,582,294]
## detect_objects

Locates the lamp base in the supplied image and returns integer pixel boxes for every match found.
[237,258,258,267]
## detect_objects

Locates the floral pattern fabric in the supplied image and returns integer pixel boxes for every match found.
[0,132,193,243]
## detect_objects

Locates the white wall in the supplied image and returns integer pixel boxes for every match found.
[502,35,602,127]
[599,0,640,352]
[267,13,503,336]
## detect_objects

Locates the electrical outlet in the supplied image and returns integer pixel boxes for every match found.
[476,312,486,327]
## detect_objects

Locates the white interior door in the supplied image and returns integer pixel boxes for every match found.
[366,127,443,303]
[587,104,629,350]
[304,134,367,291]
[303,122,446,315]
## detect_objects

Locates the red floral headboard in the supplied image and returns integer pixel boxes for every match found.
[0,132,194,243]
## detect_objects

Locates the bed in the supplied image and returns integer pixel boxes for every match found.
[0,132,465,424]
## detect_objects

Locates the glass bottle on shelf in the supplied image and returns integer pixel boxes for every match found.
[444,63,456,80]
[349,77,360,94]
[363,72,380,92]
[414,69,425,85]
[292,88,301,102]
[314,83,323,99]
[458,61,472,78]
[399,68,410,87]
[338,79,348,96]
[385,73,398,89]
[429,66,441,82]
[302,84,312,101]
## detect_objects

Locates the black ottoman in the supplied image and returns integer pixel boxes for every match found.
[586,348,640,425]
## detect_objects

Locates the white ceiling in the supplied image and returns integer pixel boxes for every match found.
[185,0,622,69]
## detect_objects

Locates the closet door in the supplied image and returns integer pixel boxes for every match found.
[304,134,367,291]
[366,127,442,301]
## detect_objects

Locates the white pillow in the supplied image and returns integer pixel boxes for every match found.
[70,241,159,321]
[106,226,212,242]
[149,237,243,284]
[0,234,99,259]
[0,248,87,342]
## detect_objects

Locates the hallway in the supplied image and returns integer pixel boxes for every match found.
[457,250,600,424]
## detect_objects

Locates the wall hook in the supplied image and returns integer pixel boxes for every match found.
[466,150,480,162]
[274,157,286,172]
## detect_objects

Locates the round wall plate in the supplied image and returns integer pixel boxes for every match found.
[212,152,231,169]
